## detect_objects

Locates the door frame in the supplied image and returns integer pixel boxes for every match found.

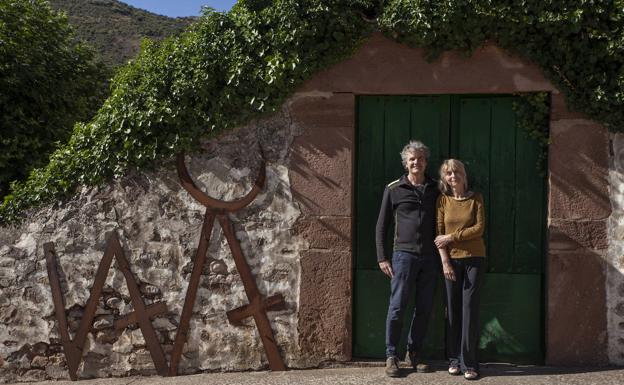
[351,93,549,364]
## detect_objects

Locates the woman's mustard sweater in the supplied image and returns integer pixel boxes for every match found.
[436,192,486,258]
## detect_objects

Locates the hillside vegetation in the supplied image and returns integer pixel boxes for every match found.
[0,0,108,200]
[0,0,193,201]
[48,0,195,67]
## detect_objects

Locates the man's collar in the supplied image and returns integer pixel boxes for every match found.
[400,174,435,187]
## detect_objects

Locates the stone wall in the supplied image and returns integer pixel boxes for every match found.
[546,111,611,365]
[0,106,311,383]
[607,133,624,365]
[289,91,355,362]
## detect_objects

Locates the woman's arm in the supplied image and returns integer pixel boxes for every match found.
[439,247,455,281]
[435,194,445,236]
[435,195,454,248]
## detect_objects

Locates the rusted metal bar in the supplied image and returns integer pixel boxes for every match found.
[44,243,81,381]
[70,233,117,358]
[226,294,286,326]
[168,210,215,376]
[108,232,169,376]
[217,214,286,371]
[114,302,168,331]
[176,153,266,212]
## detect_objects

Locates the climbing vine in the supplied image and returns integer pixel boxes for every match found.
[512,93,551,176]
[1,0,623,224]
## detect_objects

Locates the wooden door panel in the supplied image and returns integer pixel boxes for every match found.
[479,274,543,364]
[489,97,517,274]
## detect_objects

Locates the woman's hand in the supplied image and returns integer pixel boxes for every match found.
[378,260,394,278]
[435,234,453,248]
[442,261,456,281]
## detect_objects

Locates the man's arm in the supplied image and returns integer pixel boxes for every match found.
[375,187,393,277]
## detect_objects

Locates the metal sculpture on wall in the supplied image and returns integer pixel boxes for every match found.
[44,151,286,380]
[171,152,286,373]
[44,234,169,380]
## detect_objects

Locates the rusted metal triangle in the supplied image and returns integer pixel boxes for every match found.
[44,232,169,380]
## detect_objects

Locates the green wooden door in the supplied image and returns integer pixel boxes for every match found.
[353,95,546,364]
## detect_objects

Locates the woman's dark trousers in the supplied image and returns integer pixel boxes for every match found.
[385,251,438,359]
[444,257,485,371]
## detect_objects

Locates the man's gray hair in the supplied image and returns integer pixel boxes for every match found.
[400,140,430,166]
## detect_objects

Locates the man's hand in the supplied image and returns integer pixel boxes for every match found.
[378,260,393,278]
[435,234,453,248]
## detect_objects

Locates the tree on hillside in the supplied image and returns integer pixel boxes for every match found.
[0,0,108,198]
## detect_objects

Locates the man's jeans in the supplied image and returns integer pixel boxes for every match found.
[385,250,438,358]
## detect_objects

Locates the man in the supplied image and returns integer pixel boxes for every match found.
[375,140,440,377]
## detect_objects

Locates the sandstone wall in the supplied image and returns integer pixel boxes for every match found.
[0,106,310,382]
[607,133,624,365]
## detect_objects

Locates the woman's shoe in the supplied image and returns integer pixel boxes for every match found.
[448,365,461,375]
[464,370,479,380]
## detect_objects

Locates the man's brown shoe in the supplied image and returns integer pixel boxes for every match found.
[385,356,400,377]
[408,351,432,373]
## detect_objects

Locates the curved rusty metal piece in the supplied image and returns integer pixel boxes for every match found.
[176,152,266,211]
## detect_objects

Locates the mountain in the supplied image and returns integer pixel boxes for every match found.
[48,0,196,67]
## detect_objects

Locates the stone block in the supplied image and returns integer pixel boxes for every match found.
[550,91,586,121]
[93,315,114,330]
[548,219,608,251]
[290,92,354,129]
[290,124,353,216]
[20,369,46,382]
[548,119,610,220]
[299,32,555,94]
[293,216,351,251]
[291,149,352,216]
[30,355,48,369]
[45,363,70,380]
[96,330,119,345]
[298,249,352,361]
[547,251,608,365]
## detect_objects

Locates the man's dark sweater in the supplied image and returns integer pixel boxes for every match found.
[375,175,439,261]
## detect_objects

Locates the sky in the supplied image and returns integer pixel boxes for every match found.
[119,1,237,17]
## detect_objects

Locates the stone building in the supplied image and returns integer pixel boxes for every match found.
[0,32,622,382]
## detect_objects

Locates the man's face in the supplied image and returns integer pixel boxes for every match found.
[405,150,427,177]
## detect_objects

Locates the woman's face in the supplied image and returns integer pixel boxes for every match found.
[444,167,464,190]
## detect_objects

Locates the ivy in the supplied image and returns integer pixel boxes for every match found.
[378,0,624,129]
[512,93,551,176]
[2,0,623,224]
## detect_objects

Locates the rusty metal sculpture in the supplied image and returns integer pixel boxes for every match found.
[170,152,286,374]
[44,234,169,380]
[44,151,286,379]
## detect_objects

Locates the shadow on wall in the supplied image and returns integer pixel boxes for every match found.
[287,93,354,218]
[549,155,610,222]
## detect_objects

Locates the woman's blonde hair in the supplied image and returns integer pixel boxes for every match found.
[438,159,468,195]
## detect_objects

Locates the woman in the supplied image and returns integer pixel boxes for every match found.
[434,159,486,381]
